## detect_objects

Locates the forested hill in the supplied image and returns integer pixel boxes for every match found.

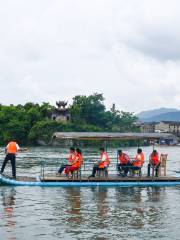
[137,108,180,122]
[0,93,139,145]
[137,108,178,121]
[140,111,180,122]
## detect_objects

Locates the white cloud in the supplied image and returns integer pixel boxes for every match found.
[0,0,180,112]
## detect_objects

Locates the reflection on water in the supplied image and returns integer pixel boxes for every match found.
[0,186,180,239]
[65,188,82,224]
[0,188,16,240]
[114,188,163,229]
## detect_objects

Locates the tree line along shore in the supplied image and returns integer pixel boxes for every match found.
[0,93,139,146]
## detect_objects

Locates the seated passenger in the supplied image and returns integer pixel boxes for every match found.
[147,150,160,177]
[117,150,131,177]
[64,148,83,178]
[89,147,110,178]
[132,148,145,173]
[58,147,76,175]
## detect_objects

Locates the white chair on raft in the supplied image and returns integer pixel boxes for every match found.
[158,154,168,176]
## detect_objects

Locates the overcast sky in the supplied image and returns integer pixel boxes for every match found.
[0,0,180,113]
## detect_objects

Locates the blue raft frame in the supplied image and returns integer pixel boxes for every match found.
[1,175,180,187]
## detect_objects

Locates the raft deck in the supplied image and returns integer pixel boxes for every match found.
[40,175,180,182]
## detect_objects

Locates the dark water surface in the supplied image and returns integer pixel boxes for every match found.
[0,146,180,239]
[0,186,180,240]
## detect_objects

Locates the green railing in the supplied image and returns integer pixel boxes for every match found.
[39,156,141,181]
[0,155,164,181]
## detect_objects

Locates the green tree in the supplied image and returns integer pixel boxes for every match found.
[0,94,139,146]
[70,93,105,126]
[28,120,69,144]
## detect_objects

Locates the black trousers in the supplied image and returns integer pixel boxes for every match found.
[147,163,160,177]
[91,165,100,177]
[91,165,109,177]
[58,164,69,174]
[1,153,16,178]
[117,162,131,175]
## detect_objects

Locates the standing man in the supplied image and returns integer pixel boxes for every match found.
[0,140,20,179]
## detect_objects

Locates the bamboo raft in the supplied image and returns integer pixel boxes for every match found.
[42,175,180,182]
[0,132,178,187]
[1,174,180,187]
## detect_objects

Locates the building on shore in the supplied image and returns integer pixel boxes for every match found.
[155,121,180,136]
[140,121,180,135]
[50,101,71,122]
[140,122,156,133]
[139,121,180,145]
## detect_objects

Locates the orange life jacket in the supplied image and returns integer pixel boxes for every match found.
[72,153,83,168]
[133,153,145,167]
[150,153,159,165]
[6,142,18,154]
[68,153,76,164]
[99,152,110,169]
[119,153,130,164]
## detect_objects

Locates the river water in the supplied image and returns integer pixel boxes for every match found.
[0,146,180,239]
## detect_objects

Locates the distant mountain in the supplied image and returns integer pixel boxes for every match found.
[137,108,180,122]
[137,108,178,120]
[142,111,180,122]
